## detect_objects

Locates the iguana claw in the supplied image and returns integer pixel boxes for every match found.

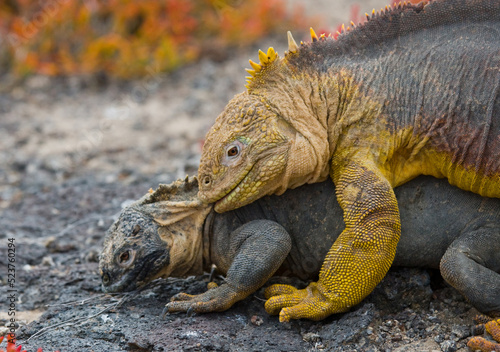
[161,306,169,319]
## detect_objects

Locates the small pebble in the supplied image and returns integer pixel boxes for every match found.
[250,315,263,326]
[440,340,457,352]
[302,332,320,343]
[41,255,55,266]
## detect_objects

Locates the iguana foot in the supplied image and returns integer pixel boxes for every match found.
[468,317,500,352]
[164,282,242,316]
[264,282,346,322]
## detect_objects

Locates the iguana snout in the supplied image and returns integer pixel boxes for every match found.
[198,92,294,212]
[99,208,169,292]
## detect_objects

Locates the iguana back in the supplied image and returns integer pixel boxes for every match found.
[303,0,500,193]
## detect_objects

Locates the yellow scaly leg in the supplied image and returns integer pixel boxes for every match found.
[265,160,400,321]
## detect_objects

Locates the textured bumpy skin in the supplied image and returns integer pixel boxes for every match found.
[100,176,500,346]
[197,0,500,321]
[100,178,212,293]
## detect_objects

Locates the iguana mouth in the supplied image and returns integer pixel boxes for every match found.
[214,167,253,212]
[133,250,168,287]
[214,146,290,212]
[102,250,167,293]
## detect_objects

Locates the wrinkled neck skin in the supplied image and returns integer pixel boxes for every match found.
[154,204,213,279]
[250,63,374,193]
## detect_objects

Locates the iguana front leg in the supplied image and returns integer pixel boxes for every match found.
[265,160,400,321]
[165,220,292,315]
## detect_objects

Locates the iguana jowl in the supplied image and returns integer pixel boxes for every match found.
[196,0,500,322]
[99,176,500,352]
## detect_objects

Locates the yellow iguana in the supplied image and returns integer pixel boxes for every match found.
[196,0,500,324]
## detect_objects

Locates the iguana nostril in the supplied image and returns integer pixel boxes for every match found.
[203,176,211,187]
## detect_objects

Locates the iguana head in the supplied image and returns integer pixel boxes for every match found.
[99,177,212,292]
[198,33,332,212]
[197,90,296,212]
[100,207,166,292]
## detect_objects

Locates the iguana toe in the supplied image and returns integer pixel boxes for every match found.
[264,283,300,299]
[164,284,242,315]
[467,318,500,352]
[166,300,212,314]
[264,289,305,315]
[169,282,219,303]
[170,292,197,302]
[264,282,346,322]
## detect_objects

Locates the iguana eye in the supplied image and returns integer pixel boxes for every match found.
[226,145,240,157]
[118,249,135,267]
[222,140,245,166]
[120,251,130,263]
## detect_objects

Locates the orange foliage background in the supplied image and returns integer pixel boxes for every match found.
[0,0,307,78]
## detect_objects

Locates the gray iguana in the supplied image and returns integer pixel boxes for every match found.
[99,176,500,351]
[196,0,500,323]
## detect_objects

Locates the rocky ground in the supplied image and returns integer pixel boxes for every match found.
[0,0,496,351]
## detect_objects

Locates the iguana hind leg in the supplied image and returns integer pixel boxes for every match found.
[265,161,401,321]
[440,227,500,351]
[164,220,292,315]
[440,227,500,316]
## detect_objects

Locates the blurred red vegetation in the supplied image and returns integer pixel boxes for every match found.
[0,334,59,352]
[0,0,307,78]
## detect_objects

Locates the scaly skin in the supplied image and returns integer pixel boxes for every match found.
[468,317,500,352]
[99,177,212,293]
[198,0,500,321]
[100,176,500,351]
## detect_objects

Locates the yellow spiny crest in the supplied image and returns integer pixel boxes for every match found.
[310,27,319,42]
[245,59,262,77]
[245,69,256,77]
[244,47,279,90]
[249,60,262,72]
[258,49,269,64]
[267,47,278,61]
